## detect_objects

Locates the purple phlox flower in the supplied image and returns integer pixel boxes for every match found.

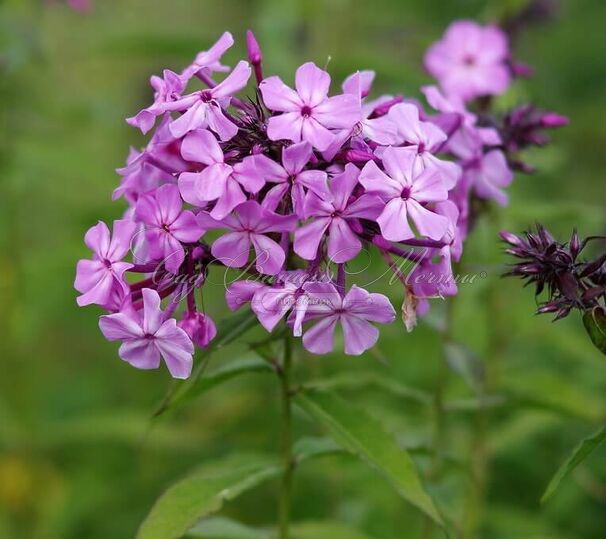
[260,61,361,151]
[66,0,92,12]
[180,31,234,81]
[75,219,135,309]
[343,71,399,145]
[424,20,511,102]
[126,70,187,134]
[408,246,457,318]
[135,184,203,273]
[99,288,194,379]
[252,141,330,215]
[252,272,313,335]
[178,128,264,219]
[198,200,297,275]
[178,311,217,348]
[300,282,395,355]
[294,163,383,263]
[225,280,266,311]
[168,60,251,140]
[449,126,513,206]
[421,85,477,128]
[114,117,186,203]
[386,102,461,188]
[126,32,236,135]
[466,150,513,206]
[435,200,463,262]
[359,146,451,242]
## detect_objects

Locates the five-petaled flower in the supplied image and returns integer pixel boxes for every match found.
[424,20,511,102]
[360,147,450,241]
[260,62,361,151]
[99,289,194,379]
[301,283,396,355]
[135,184,204,273]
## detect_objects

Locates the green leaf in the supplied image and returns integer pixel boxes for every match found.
[137,440,340,539]
[307,371,431,406]
[184,517,268,539]
[583,307,606,355]
[184,518,377,539]
[174,357,272,408]
[154,310,258,417]
[541,425,606,503]
[292,436,344,462]
[291,520,378,539]
[294,390,443,526]
[136,454,280,539]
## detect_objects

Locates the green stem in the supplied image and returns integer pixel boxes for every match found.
[422,275,457,539]
[278,334,294,539]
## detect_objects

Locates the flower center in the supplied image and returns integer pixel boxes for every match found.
[417,142,426,154]
[200,89,213,102]
[162,223,171,233]
[401,186,412,200]
[462,54,476,67]
[300,105,313,118]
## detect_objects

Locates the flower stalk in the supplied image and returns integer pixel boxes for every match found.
[278,333,294,539]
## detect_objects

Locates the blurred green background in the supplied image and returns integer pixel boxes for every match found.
[1,0,605,538]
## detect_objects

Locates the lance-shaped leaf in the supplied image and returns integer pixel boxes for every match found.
[294,390,443,526]
[184,516,268,538]
[542,425,606,503]
[583,307,606,356]
[137,440,341,539]
[136,454,280,539]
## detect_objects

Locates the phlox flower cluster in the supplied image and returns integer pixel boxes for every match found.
[75,22,566,378]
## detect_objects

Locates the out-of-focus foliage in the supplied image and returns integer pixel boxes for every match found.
[0,1,605,538]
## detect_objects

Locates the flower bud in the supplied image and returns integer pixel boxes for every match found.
[178,312,217,348]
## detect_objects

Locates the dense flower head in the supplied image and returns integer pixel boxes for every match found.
[76,24,566,377]
[501,226,606,321]
[424,20,511,102]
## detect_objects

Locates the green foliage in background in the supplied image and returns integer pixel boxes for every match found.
[1,0,605,538]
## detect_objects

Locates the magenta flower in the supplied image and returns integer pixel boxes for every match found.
[294,164,383,263]
[424,20,511,101]
[300,283,395,355]
[178,311,217,348]
[99,289,194,379]
[466,150,514,207]
[360,147,451,241]
[225,280,266,311]
[260,62,361,151]
[75,219,135,308]
[115,117,186,203]
[169,60,252,140]
[135,184,203,273]
[66,0,91,13]
[251,271,313,335]
[180,31,234,81]
[126,70,187,134]
[252,141,330,215]
[387,103,460,187]
[126,32,236,135]
[178,129,264,220]
[199,201,297,275]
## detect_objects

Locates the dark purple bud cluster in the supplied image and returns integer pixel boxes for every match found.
[498,105,568,172]
[501,225,606,321]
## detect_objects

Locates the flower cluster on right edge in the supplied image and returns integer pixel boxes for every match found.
[501,226,606,354]
[74,20,567,378]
